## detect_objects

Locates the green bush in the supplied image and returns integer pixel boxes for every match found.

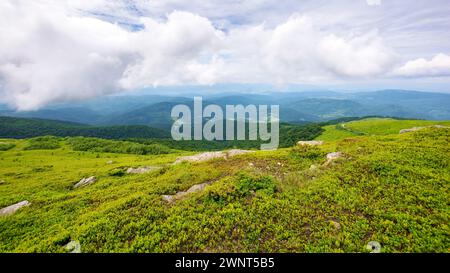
[24,136,60,150]
[235,173,277,197]
[0,143,15,151]
[108,168,127,177]
[67,137,171,155]
[290,145,325,160]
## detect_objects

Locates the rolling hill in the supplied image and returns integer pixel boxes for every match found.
[0,118,448,252]
[0,117,170,139]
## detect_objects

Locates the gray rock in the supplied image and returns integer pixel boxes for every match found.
[226,149,253,157]
[324,152,343,165]
[399,127,424,134]
[126,166,161,174]
[65,241,81,253]
[74,176,97,188]
[327,152,343,160]
[174,150,253,164]
[399,125,449,134]
[366,241,381,253]
[162,182,211,204]
[329,220,341,231]
[0,200,30,216]
[297,140,324,146]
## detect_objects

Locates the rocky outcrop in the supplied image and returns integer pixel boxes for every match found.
[162,182,211,204]
[74,176,97,188]
[297,140,324,146]
[126,166,161,174]
[174,150,253,164]
[325,152,343,165]
[0,200,30,216]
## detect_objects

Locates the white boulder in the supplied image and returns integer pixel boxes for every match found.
[74,176,97,188]
[0,200,30,216]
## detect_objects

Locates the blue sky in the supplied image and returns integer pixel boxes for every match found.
[0,0,449,110]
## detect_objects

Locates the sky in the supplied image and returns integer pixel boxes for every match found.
[0,0,450,110]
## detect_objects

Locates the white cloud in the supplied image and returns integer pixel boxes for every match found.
[0,2,221,110]
[0,0,446,110]
[394,54,450,77]
[0,0,133,110]
[366,0,381,6]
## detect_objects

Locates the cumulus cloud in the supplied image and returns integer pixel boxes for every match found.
[394,54,450,77]
[0,0,441,110]
[0,1,134,110]
[0,1,221,110]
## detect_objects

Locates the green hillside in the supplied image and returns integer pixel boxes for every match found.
[316,118,450,141]
[0,116,324,151]
[0,119,449,253]
[0,117,170,139]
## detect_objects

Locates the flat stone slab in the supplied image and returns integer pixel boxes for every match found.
[162,182,211,204]
[297,140,324,146]
[0,200,30,216]
[325,152,343,165]
[74,176,97,188]
[174,150,253,164]
[126,166,162,174]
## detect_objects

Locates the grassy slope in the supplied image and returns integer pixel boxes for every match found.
[316,118,450,141]
[0,119,449,253]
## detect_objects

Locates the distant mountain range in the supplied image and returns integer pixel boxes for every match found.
[1,90,449,130]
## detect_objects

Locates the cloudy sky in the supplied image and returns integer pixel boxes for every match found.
[1,0,450,110]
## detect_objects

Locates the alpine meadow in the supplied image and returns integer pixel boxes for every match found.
[1,0,450,261]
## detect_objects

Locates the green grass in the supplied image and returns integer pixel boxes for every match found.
[316,118,450,141]
[344,118,450,135]
[315,125,357,141]
[0,124,449,253]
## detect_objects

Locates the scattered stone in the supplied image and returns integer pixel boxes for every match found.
[325,152,343,165]
[0,200,30,216]
[399,125,449,134]
[277,162,282,166]
[329,220,341,231]
[106,160,114,165]
[73,176,97,188]
[399,127,424,134]
[366,241,381,253]
[65,241,81,253]
[174,150,253,164]
[161,195,174,203]
[162,182,212,204]
[297,140,324,146]
[248,163,255,167]
[0,180,5,185]
[309,164,318,171]
[126,166,161,174]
